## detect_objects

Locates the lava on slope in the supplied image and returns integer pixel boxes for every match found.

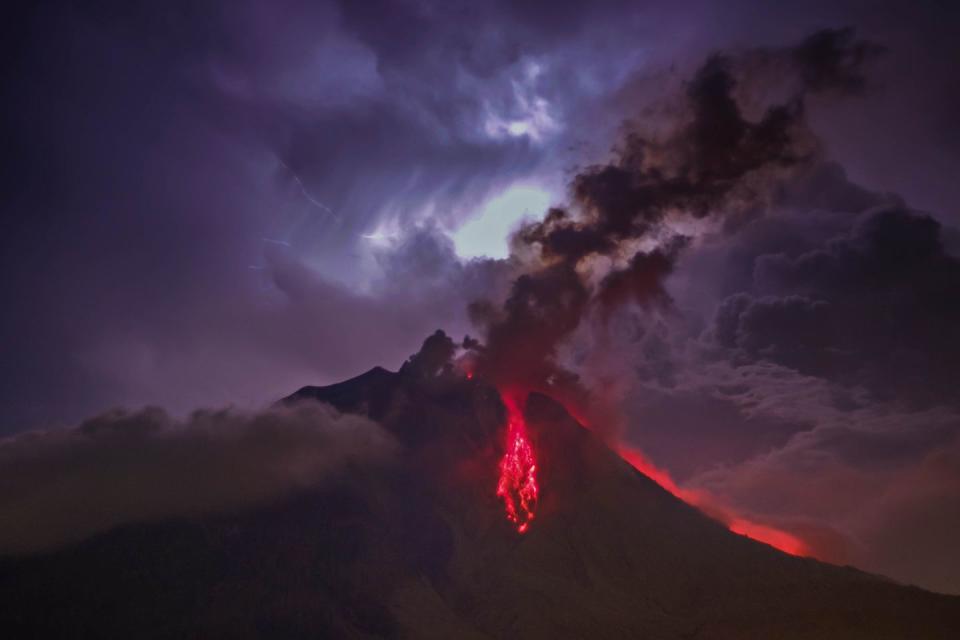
[495,392,539,533]
[489,382,806,555]
[521,383,809,556]
[618,445,808,556]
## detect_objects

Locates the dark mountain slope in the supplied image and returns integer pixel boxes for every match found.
[2,363,958,638]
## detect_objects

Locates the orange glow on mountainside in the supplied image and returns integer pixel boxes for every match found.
[618,446,808,556]
[488,386,806,554]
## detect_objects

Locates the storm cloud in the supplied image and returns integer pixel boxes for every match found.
[2,0,960,596]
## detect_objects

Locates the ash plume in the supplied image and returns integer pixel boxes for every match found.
[464,28,880,412]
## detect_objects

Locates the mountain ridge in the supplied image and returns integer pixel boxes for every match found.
[1,361,958,638]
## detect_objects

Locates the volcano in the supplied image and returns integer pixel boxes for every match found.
[2,345,959,638]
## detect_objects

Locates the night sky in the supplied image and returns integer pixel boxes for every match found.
[2,1,960,595]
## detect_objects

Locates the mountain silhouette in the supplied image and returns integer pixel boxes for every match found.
[2,354,958,638]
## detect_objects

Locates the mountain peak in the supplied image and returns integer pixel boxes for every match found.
[2,363,958,638]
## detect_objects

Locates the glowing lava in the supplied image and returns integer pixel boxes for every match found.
[496,393,538,533]
[488,388,805,553]
[618,445,808,556]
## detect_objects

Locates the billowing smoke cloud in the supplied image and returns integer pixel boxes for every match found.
[716,205,960,405]
[465,28,879,410]
[0,402,396,554]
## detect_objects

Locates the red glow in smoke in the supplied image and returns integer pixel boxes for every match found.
[496,393,539,533]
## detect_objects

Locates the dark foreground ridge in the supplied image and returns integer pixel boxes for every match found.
[2,347,959,638]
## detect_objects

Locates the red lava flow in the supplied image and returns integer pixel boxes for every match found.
[490,387,805,555]
[495,392,539,533]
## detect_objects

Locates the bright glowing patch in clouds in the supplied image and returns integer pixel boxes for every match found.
[484,96,557,141]
[453,185,552,259]
[483,61,558,142]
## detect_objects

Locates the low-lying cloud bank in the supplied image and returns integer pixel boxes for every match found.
[0,403,396,554]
